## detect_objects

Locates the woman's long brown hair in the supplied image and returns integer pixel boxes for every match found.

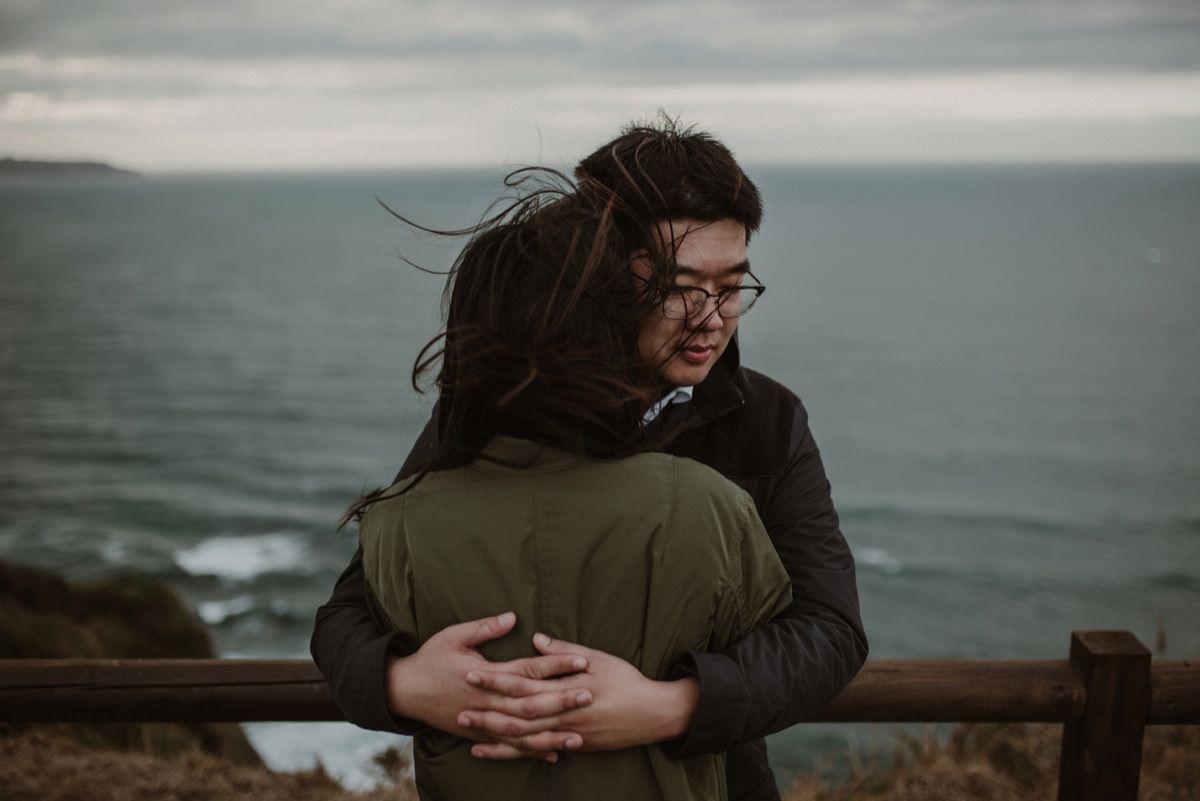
[340,170,677,527]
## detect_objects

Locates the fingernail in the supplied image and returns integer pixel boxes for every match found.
[498,612,515,626]
[466,671,481,685]
[565,736,582,750]
[457,713,471,727]
[571,657,587,670]
[533,633,550,647]
[545,752,559,763]
[575,691,591,705]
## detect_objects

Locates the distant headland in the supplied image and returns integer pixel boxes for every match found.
[0,157,140,178]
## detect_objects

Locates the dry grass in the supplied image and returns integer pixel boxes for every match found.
[783,723,1200,801]
[0,730,418,801]
[3,723,1196,800]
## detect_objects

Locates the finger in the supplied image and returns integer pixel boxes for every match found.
[469,731,583,757]
[493,653,589,679]
[531,632,591,657]
[457,709,567,739]
[472,688,594,720]
[444,612,517,649]
[469,743,560,763]
[466,669,559,699]
[500,731,584,753]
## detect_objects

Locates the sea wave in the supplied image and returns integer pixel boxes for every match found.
[174,533,310,581]
[839,501,1082,535]
[840,501,1200,536]
[197,594,257,624]
[1151,571,1200,593]
[196,595,315,637]
[857,546,903,575]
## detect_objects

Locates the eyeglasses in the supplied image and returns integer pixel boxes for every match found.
[660,272,766,320]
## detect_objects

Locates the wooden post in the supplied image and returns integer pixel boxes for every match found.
[1058,631,1151,801]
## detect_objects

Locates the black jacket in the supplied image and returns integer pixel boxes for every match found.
[310,339,868,801]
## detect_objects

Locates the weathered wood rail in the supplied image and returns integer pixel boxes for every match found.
[1,631,1196,801]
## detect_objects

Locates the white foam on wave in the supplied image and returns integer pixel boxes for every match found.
[859,546,903,575]
[242,722,404,790]
[99,539,128,563]
[197,594,257,624]
[175,533,308,581]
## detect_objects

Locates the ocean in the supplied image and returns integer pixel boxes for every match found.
[1,163,1197,788]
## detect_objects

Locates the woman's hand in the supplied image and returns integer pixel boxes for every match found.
[386,613,595,761]
[456,632,699,759]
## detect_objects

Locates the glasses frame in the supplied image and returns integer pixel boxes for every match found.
[660,270,767,320]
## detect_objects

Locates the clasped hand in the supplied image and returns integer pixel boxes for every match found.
[385,612,697,762]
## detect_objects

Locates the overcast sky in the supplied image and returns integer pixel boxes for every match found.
[2,0,1199,170]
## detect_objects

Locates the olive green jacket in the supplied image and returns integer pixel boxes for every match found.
[359,436,791,801]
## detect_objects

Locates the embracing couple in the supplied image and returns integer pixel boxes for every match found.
[311,118,868,801]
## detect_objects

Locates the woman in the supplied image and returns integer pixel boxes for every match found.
[349,181,790,801]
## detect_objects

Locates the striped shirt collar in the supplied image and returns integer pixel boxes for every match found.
[641,385,695,425]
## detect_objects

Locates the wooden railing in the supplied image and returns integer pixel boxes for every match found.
[1,631,1196,801]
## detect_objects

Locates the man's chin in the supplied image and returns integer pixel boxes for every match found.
[659,357,717,388]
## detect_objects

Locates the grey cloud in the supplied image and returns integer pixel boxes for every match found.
[2,0,1198,74]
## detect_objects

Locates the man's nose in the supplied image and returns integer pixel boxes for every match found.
[688,298,725,331]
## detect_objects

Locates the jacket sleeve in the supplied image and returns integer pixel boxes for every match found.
[666,402,869,755]
[708,492,793,652]
[733,493,793,637]
[308,413,437,734]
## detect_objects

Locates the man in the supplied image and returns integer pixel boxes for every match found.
[311,118,868,801]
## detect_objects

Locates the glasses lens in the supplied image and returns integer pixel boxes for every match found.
[661,287,762,319]
[662,288,706,319]
[719,287,759,318]
[661,292,687,319]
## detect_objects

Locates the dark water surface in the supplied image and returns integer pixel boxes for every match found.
[2,164,1197,786]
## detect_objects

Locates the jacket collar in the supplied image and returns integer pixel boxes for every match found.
[472,435,589,473]
[685,334,746,428]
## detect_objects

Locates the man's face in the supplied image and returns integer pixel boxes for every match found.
[633,218,749,389]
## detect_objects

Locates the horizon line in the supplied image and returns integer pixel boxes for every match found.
[9,156,1199,178]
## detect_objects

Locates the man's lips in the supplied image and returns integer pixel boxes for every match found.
[679,344,716,364]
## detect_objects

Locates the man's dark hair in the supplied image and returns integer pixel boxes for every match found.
[574,114,763,244]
